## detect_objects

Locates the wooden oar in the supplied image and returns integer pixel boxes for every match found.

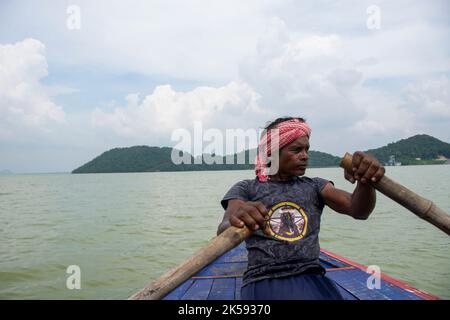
[129,226,252,300]
[340,152,450,236]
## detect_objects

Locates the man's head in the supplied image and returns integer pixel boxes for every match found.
[255,117,311,182]
[276,134,310,178]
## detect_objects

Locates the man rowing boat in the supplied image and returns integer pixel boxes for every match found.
[217,117,385,300]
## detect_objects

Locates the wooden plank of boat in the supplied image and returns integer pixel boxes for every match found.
[162,243,440,300]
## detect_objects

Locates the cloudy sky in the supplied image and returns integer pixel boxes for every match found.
[0,0,449,172]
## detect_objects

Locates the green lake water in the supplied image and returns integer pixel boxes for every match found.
[0,166,449,299]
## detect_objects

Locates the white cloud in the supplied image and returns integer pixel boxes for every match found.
[239,18,366,131]
[347,76,450,151]
[0,38,65,140]
[341,23,450,79]
[91,81,270,147]
[238,16,450,153]
[403,76,450,120]
[349,88,416,136]
[0,0,276,82]
[2,1,449,82]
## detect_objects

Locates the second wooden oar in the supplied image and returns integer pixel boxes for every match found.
[340,152,450,236]
[129,226,252,300]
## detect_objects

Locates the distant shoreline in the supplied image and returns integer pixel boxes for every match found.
[70,162,448,175]
[3,162,448,176]
[0,171,70,176]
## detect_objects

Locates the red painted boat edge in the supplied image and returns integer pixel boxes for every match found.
[320,248,440,300]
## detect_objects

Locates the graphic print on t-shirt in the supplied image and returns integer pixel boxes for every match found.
[267,201,308,242]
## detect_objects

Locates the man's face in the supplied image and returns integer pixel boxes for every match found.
[277,136,310,177]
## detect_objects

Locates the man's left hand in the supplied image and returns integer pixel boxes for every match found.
[344,151,385,184]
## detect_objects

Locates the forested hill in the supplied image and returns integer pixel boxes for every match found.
[365,134,450,165]
[72,134,449,174]
[72,147,340,173]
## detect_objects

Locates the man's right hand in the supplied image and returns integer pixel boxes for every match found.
[229,201,269,232]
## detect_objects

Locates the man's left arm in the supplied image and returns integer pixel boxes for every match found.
[320,151,385,220]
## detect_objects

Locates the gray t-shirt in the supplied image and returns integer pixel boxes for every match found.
[221,176,331,286]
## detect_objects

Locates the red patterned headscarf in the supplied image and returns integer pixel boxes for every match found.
[255,119,311,182]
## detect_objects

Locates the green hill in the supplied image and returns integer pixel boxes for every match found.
[72,146,201,173]
[72,134,450,174]
[365,134,450,165]
[72,147,340,174]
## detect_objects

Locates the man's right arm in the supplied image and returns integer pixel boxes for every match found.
[217,199,269,235]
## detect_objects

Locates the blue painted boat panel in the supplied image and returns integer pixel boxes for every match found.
[182,279,214,300]
[208,278,236,300]
[330,280,358,300]
[235,277,243,300]
[319,252,348,269]
[196,262,247,277]
[162,243,435,300]
[326,269,422,300]
[164,279,194,300]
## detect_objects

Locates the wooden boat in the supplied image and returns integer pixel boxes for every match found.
[163,243,439,300]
